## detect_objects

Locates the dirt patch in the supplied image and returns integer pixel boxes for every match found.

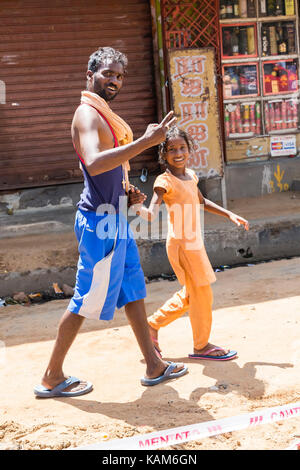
[0,258,300,450]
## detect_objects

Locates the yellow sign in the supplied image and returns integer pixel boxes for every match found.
[168,48,223,178]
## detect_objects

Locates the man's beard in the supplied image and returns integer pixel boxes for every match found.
[99,89,118,102]
[94,84,119,102]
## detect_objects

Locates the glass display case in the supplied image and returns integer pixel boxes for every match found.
[221,23,257,58]
[260,21,296,56]
[262,59,298,95]
[264,97,299,132]
[224,101,262,137]
[220,0,299,141]
[223,63,259,98]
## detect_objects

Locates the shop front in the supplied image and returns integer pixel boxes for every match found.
[157,0,300,201]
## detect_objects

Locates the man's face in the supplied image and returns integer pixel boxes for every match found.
[87,60,125,102]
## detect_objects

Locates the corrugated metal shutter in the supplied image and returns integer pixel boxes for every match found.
[0,0,158,190]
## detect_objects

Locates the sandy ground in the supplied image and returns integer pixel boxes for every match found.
[0,257,300,451]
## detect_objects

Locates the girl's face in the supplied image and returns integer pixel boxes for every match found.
[164,136,190,169]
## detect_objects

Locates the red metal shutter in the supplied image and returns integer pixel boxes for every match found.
[0,0,157,190]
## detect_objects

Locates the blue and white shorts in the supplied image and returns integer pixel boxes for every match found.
[68,209,146,321]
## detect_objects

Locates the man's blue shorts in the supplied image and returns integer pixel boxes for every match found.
[68,209,146,321]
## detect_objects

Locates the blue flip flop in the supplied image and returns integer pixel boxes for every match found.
[141,362,188,386]
[188,348,237,361]
[34,376,93,398]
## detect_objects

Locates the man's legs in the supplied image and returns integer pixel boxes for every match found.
[125,299,185,378]
[41,309,87,392]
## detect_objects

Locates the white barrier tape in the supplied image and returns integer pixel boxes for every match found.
[72,401,300,450]
[285,441,300,450]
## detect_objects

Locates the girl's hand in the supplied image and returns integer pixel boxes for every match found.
[128,185,147,207]
[229,212,249,230]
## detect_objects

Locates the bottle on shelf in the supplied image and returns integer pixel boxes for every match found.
[269,25,278,55]
[230,107,237,133]
[250,103,256,132]
[247,26,256,55]
[231,28,240,55]
[247,0,256,16]
[225,108,230,137]
[239,27,248,55]
[276,24,288,54]
[223,74,233,99]
[286,22,295,53]
[281,100,287,129]
[225,0,234,18]
[255,102,261,134]
[271,65,279,93]
[236,104,243,133]
[239,0,247,17]
[275,0,284,15]
[261,26,270,56]
[269,102,275,130]
[274,102,282,130]
[267,0,277,15]
[222,29,232,56]
[259,0,268,16]
[265,102,270,132]
[284,0,295,15]
[243,104,250,132]
[220,0,227,18]
[233,0,240,17]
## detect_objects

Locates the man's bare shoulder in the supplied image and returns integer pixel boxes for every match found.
[72,103,106,132]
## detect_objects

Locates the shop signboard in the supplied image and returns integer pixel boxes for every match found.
[168,48,223,178]
[270,134,297,156]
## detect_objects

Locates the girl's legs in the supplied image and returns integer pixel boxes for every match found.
[148,286,189,351]
[179,249,229,357]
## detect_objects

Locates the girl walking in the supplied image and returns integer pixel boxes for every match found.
[133,126,249,360]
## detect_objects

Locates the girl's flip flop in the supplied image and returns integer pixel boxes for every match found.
[188,348,237,361]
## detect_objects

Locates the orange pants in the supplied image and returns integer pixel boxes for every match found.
[148,278,213,351]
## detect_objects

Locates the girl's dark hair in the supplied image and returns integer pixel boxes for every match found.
[158,125,194,164]
[88,47,128,73]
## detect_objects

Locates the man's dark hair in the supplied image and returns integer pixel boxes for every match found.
[88,47,128,73]
[158,125,194,164]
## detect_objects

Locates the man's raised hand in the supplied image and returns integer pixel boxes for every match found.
[142,111,177,147]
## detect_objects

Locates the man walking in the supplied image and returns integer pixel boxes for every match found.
[34,47,187,398]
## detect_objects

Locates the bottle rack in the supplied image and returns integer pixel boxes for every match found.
[220,0,300,140]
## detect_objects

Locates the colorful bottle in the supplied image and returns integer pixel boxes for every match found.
[235,103,243,133]
[243,104,250,132]
[233,0,240,17]
[262,27,270,56]
[226,0,234,18]
[284,0,294,15]
[274,102,282,129]
[250,103,256,132]
[286,22,295,53]
[225,108,230,136]
[267,0,277,16]
[255,102,261,134]
[259,0,268,16]
[269,26,278,55]
[265,102,270,132]
[286,100,293,128]
[291,100,298,127]
[230,108,236,134]
[247,26,255,55]
[275,0,284,15]
[281,100,287,129]
[269,102,275,130]
[239,0,247,16]
[247,0,256,16]
[220,0,227,18]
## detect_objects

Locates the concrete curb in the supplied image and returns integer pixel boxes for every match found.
[1,214,300,297]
